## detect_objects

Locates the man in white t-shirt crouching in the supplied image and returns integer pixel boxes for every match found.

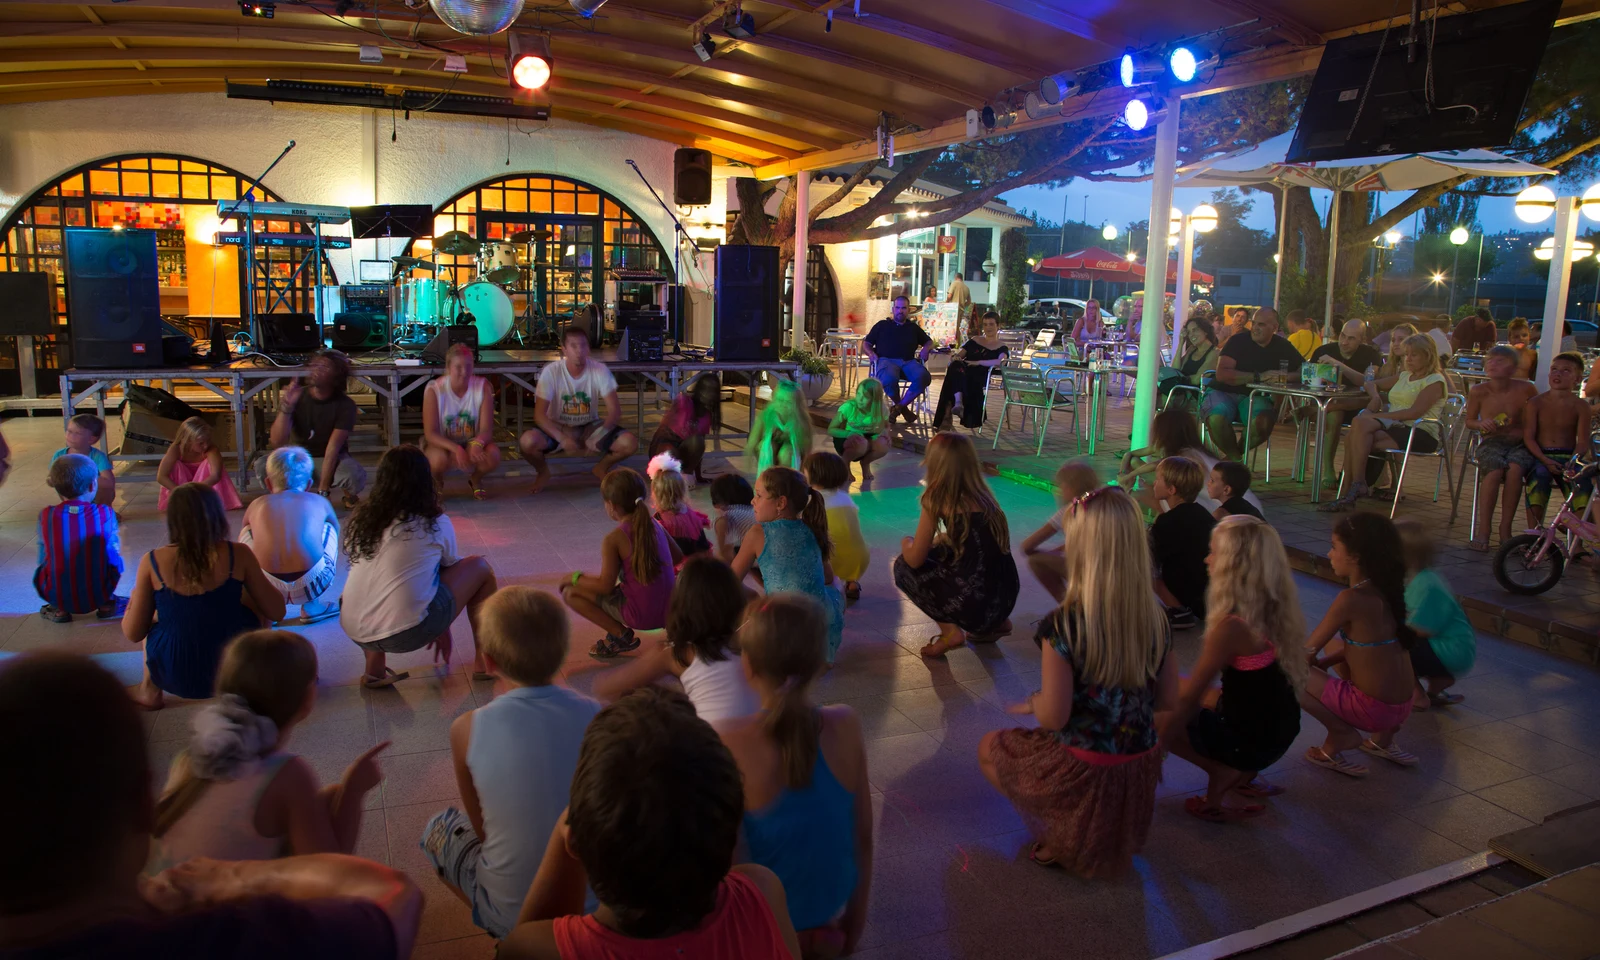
[518,326,638,492]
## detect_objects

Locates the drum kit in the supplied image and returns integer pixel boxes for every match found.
[391,227,554,348]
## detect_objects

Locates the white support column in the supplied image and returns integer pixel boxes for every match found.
[1536,195,1578,390]
[990,227,1004,312]
[791,173,810,349]
[1132,100,1181,449]
[1322,190,1341,333]
[1273,182,1288,312]
[1173,216,1193,351]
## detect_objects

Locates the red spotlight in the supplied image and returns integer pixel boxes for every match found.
[508,33,552,91]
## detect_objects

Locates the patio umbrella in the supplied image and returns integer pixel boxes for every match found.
[1174,131,1555,325]
[1033,247,1211,298]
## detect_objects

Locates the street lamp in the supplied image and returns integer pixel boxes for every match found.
[1102,223,1118,241]
[1172,202,1221,347]
[1449,225,1487,314]
[1512,182,1600,386]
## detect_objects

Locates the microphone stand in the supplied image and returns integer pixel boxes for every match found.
[223,140,296,351]
[625,159,693,344]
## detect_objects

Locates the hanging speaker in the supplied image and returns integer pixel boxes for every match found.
[674,148,713,206]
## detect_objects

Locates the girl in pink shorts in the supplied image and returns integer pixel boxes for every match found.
[1298,514,1420,778]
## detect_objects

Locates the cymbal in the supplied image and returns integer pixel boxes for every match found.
[390,256,435,271]
[435,230,481,256]
[508,229,555,244]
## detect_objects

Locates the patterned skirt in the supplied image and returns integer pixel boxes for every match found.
[989,728,1162,878]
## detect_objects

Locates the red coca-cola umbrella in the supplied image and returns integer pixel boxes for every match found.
[1032,246,1211,299]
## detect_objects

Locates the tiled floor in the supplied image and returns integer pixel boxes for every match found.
[4,409,1600,960]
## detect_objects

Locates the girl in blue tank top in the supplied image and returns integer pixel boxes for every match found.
[716,594,872,956]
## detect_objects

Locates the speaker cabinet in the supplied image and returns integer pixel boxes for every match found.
[331,312,388,350]
[64,227,163,368]
[674,148,713,206]
[0,272,55,337]
[261,313,323,354]
[422,324,478,364]
[714,245,781,362]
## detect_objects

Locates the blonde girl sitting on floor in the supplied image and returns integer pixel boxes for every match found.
[157,417,242,511]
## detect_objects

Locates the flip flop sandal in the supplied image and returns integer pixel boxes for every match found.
[1466,538,1492,552]
[39,604,71,624]
[298,602,340,626]
[919,635,961,659]
[472,486,489,501]
[1306,747,1368,778]
[1359,739,1419,766]
[1184,796,1266,822]
[96,597,128,619]
[844,581,861,601]
[1317,495,1358,513]
[1429,692,1465,707]
[361,667,409,689]
[1232,778,1286,799]
[1028,842,1060,868]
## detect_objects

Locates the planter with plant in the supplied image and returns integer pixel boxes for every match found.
[782,347,835,404]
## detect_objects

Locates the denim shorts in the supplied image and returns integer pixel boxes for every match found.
[356,584,455,654]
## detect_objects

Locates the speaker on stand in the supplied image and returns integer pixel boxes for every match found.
[714,245,781,362]
[63,227,164,369]
[673,148,713,206]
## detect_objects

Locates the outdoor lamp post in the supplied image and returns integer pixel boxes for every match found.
[1448,226,1468,315]
[1515,182,1600,386]
[1102,223,1118,241]
[1172,202,1219,348]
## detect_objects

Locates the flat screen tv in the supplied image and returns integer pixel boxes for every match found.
[1285,0,1559,163]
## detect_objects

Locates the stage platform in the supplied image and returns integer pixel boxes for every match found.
[59,349,798,490]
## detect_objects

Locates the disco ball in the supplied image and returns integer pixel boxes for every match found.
[429,0,525,35]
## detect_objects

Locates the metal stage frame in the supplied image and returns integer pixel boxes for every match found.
[61,352,798,490]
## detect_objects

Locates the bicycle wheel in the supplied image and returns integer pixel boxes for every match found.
[1493,534,1565,595]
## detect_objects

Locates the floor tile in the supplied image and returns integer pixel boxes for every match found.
[1398,793,1536,850]
[1472,775,1594,822]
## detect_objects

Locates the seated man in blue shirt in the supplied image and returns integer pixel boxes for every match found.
[863,295,933,422]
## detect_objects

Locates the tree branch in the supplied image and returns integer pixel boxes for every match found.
[809,159,877,221]
[838,151,940,226]
[1338,176,1470,255]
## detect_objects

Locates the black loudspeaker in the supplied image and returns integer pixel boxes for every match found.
[617,310,666,362]
[261,313,323,354]
[422,324,478,364]
[0,272,55,336]
[674,148,713,206]
[64,227,163,368]
[331,312,388,350]
[715,245,781,361]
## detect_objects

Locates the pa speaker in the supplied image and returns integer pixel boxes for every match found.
[261,313,323,354]
[64,227,163,368]
[422,324,478,364]
[674,148,713,206]
[0,272,55,337]
[331,312,388,350]
[714,245,781,362]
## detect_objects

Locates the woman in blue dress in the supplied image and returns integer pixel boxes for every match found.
[731,466,846,663]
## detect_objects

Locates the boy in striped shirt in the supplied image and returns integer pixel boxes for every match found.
[35,454,124,623]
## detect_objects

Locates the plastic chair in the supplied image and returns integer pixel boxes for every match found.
[992,366,1078,457]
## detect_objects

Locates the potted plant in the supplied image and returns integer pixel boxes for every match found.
[782,347,835,404]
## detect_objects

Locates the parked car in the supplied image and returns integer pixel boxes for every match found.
[1021,298,1087,329]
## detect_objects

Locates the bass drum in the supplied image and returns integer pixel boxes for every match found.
[456,280,514,346]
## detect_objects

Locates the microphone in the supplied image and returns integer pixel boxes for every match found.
[625,159,638,167]
[287,140,296,149]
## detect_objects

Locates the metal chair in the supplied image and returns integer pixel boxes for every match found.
[992,366,1078,457]
[1337,395,1466,519]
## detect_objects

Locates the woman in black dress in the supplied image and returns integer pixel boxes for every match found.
[932,311,1010,430]
[1158,314,1219,408]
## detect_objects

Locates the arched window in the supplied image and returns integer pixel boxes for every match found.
[0,154,322,392]
[783,245,840,347]
[422,174,672,325]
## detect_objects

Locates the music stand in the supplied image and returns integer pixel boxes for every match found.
[350,204,434,240]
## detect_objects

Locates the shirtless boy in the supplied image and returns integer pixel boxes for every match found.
[1519,352,1594,530]
[1464,345,1539,549]
[241,445,341,623]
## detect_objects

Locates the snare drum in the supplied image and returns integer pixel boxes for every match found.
[399,278,451,327]
[458,280,514,346]
[477,242,521,286]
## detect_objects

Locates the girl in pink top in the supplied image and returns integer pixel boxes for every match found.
[562,468,682,659]
[157,417,242,511]
[647,374,720,483]
[649,453,710,559]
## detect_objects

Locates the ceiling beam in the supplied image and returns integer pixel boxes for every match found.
[967,0,1134,48]
[1198,0,1319,46]
[816,10,1044,80]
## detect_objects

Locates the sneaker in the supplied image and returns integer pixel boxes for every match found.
[1165,606,1198,630]
[590,629,640,659]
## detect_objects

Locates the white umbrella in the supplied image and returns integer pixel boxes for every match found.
[1175,132,1556,324]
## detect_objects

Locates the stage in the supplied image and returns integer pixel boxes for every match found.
[60,348,798,489]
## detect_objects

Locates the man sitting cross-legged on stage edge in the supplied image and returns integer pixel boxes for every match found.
[863,294,933,424]
[241,446,341,625]
[518,326,638,492]
[263,348,367,508]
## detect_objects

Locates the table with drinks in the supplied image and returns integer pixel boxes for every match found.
[1240,360,1366,504]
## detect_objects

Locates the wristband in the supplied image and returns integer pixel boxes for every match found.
[468,438,484,448]
[570,571,582,586]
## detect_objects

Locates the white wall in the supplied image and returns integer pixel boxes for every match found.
[0,92,682,285]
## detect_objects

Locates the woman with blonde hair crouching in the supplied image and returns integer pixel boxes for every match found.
[978,487,1176,875]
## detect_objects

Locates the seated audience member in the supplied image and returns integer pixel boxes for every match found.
[1506,317,1537,379]
[158,417,242,512]
[828,378,892,482]
[862,295,932,423]
[1218,306,1251,348]
[650,453,711,559]
[0,651,422,960]
[264,349,367,507]
[1462,346,1539,549]
[497,687,803,960]
[1319,334,1448,512]
[53,412,116,507]
[1301,514,1419,778]
[1450,307,1498,354]
[979,488,1177,876]
[1284,309,1321,359]
[241,446,340,624]
[1519,351,1594,529]
[422,587,600,940]
[932,312,1009,431]
[805,451,869,601]
[1198,308,1303,460]
[1374,323,1417,376]
[1149,457,1216,630]
[422,343,502,500]
[1394,520,1475,710]
[124,484,285,710]
[1118,408,1250,515]
[647,373,722,484]
[518,327,639,493]
[719,595,872,957]
[710,474,756,565]
[35,453,124,623]
[1019,459,1101,604]
[1160,517,1304,821]
[1071,299,1107,348]
[563,468,681,659]
[148,630,387,870]
[1158,315,1220,407]
[341,445,498,688]
[1206,460,1265,521]
[1307,320,1383,482]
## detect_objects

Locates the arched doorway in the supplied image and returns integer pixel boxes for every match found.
[0,154,323,392]
[422,175,673,338]
[783,245,840,348]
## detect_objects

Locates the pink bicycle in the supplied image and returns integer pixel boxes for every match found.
[1493,458,1599,595]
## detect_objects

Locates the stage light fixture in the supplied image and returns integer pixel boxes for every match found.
[359,44,384,64]
[723,9,755,38]
[1023,91,1053,121]
[693,32,716,61]
[1166,45,1217,83]
[569,0,609,15]
[239,0,275,17]
[1040,72,1079,105]
[508,32,551,91]
[1119,49,1162,88]
[1515,185,1556,224]
[981,104,996,130]
[1123,97,1149,130]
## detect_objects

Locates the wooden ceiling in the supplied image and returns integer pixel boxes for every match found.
[3,0,1598,174]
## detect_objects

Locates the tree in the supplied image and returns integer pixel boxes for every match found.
[998,228,1029,324]
[1193,188,1274,272]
